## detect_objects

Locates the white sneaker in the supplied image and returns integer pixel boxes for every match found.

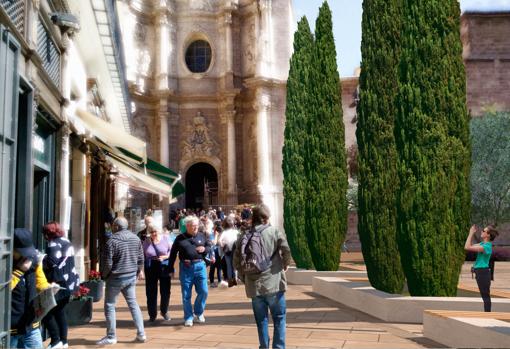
[47,342,63,349]
[96,336,117,345]
[218,281,228,288]
[135,334,146,343]
[184,319,193,327]
[62,344,68,349]
[194,314,206,323]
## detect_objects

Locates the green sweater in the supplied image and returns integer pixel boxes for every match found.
[234,224,292,298]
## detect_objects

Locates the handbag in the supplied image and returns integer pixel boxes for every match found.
[150,240,170,277]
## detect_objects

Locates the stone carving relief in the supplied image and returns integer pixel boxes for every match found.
[134,22,146,42]
[243,22,256,75]
[181,111,219,163]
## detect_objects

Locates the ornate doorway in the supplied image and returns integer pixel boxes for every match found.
[185,162,218,209]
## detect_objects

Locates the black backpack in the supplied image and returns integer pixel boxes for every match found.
[239,224,274,274]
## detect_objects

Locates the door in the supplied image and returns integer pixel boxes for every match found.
[0,25,20,347]
[32,168,51,251]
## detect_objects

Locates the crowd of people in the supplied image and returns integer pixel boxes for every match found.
[10,203,292,349]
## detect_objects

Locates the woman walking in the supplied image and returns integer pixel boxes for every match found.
[42,221,80,349]
[142,225,172,322]
[465,224,499,312]
[219,217,240,287]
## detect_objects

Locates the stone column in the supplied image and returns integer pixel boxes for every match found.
[224,12,233,74]
[59,124,71,235]
[155,7,170,91]
[254,91,271,195]
[71,147,87,281]
[158,100,170,167]
[221,109,237,206]
[253,89,282,229]
[257,0,273,77]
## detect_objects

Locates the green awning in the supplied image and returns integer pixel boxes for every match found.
[91,140,185,198]
[141,158,185,198]
[172,182,186,197]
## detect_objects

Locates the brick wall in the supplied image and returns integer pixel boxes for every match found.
[461,12,510,116]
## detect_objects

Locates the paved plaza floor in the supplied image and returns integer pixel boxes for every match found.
[66,282,441,348]
[65,256,510,348]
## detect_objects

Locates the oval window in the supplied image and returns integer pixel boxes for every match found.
[185,40,212,73]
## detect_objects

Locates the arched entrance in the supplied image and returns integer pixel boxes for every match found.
[185,162,218,209]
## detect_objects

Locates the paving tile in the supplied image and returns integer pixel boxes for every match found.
[309,332,379,342]
[378,334,416,343]
[66,280,430,349]
[343,341,423,349]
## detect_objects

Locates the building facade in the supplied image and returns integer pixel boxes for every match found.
[118,0,293,228]
[461,11,510,116]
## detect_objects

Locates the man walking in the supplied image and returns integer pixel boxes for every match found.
[234,204,291,349]
[168,216,211,327]
[97,217,146,345]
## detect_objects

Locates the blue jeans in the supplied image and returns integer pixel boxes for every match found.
[251,291,286,349]
[179,260,208,321]
[10,328,43,349]
[105,275,144,338]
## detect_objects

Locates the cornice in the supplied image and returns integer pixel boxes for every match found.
[244,77,287,90]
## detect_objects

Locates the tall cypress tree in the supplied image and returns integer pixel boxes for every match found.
[282,17,315,270]
[356,0,405,293]
[306,1,348,271]
[396,0,471,296]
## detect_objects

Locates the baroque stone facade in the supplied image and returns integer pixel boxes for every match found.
[117,0,293,228]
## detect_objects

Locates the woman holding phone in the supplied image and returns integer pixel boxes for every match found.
[465,224,499,312]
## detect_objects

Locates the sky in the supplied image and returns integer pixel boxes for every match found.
[292,0,510,77]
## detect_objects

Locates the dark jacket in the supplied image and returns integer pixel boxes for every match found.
[101,229,144,279]
[168,232,212,273]
[11,261,49,335]
[43,237,79,299]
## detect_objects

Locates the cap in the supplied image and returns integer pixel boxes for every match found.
[14,228,37,260]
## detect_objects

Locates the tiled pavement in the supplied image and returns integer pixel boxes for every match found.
[65,279,442,349]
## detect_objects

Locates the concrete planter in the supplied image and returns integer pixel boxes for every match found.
[286,267,367,285]
[424,310,510,348]
[312,277,510,323]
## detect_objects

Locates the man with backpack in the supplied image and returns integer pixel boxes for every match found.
[234,204,291,349]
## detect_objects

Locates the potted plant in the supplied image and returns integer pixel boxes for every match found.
[65,285,93,326]
[81,270,104,302]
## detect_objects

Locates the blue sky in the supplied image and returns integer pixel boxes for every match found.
[293,0,510,77]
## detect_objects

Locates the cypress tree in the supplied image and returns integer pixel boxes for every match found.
[282,17,315,269]
[396,0,471,296]
[306,1,348,271]
[356,0,405,293]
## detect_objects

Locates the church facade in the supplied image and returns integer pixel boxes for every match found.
[117,0,293,227]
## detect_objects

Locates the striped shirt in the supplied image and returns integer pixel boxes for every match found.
[101,229,144,279]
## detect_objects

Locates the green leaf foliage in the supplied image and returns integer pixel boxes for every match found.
[470,111,510,226]
[356,0,405,293]
[283,17,315,269]
[395,0,471,296]
[306,1,348,271]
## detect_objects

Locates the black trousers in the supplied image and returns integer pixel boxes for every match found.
[221,252,235,281]
[209,247,222,284]
[42,295,70,345]
[145,263,171,319]
[475,267,491,312]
